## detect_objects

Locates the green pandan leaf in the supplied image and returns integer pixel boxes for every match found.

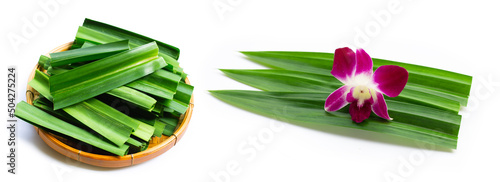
[212,51,472,149]
[49,40,130,67]
[127,69,182,100]
[220,69,461,113]
[211,90,458,149]
[50,42,166,110]
[74,18,184,76]
[241,51,472,106]
[15,101,130,156]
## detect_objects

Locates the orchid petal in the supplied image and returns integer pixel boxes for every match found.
[349,102,372,123]
[354,49,373,76]
[331,47,356,83]
[372,92,391,120]
[373,65,409,97]
[324,85,349,112]
[346,87,355,103]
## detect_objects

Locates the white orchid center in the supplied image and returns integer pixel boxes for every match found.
[352,85,371,101]
[345,74,378,106]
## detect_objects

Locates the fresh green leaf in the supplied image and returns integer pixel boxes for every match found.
[159,116,179,127]
[221,69,461,113]
[106,86,157,112]
[160,82,193,114]
[81,18,180,60]
[162,123,176,136]
[15,101,130,156]
[50,42,166,110]
[33,97,87,129]
[38,55,51,70]
[63,98,138,147]
[126,137,143,147]
[75,21,183,76]
[49,40,130,67]
[28,70,52,101]
[211,90,458,149]
[81,41,97,48]
[241,51,472,106]
[127,69,182,100]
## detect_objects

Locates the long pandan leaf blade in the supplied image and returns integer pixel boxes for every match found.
[220,69,461,113]
[240,51,472,106]
[50,42,166,110]
[210,90,458,149]
[49,40,130,67]
[15,101,130,156]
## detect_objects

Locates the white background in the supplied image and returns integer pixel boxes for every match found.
[2,0,500,181]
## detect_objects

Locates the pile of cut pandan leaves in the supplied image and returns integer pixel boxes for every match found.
[211,51,472,149]
[15,19,193,156]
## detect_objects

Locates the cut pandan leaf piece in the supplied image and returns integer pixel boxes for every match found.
[152,120,167,137]
[132,112,165,138]
[63,98,138,147]
[75,20,184,76]
[28,70,52,101]
[162,123,176,136]
[152,102,164,116]
[96,93,161,123]
[211,90,458,149]
[159,116,179,127]
[35,97,148,147]
[94,96,156,141]
[160,115,179,136]
[15,101,129,156]
[240,51,472,106]
[81,41,97,48]
[50,42,167,110]
[132,121,156,141]
[220,69,461,113]
[67,98,155,143]
[161,82,193,114]
[29,69,155,143]
[47,66,70,75]
[106,86,157,112]
[81,18,180,60]
[145,119,167,137]
[33,97,87,129]
[127,69,182,100]
[38,55,51,69]
[49,40,130,67]
[127,138,149,153]
[126,137,143,147]
[163,107,174,113]
[36,67,158,112]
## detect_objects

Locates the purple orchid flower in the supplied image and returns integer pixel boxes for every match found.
[324,47,409,123]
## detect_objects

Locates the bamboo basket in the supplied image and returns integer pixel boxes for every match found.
[25,42,194,168]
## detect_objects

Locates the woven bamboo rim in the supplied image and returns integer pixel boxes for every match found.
[26,42,194,168]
